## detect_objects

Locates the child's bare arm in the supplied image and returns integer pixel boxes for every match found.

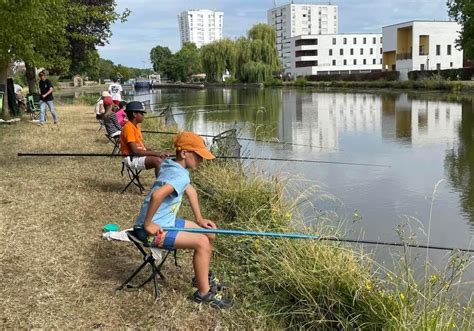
[185,184,216,229]
[144,184,175,234]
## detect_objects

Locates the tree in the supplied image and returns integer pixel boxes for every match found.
[150,46,172,73]
[0,0,67,116]
[201,39,236,82]
[155,43,201,82]
[448,0,474,60]
[66,0,129,75]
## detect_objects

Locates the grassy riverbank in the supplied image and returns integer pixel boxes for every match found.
[0,103,472,329]
[264,76,474,93]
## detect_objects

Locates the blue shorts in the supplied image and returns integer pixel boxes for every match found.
[133,219,186,250]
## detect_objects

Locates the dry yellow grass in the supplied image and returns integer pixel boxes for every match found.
[0,104,249,329]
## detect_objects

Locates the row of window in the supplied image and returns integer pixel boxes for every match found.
[294,48,383,56]
[333,36,382,45]
[296,58,383,68]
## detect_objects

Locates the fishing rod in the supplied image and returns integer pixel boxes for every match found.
[141,130,340,151]
[147,103,251,110]
[161,227,474,253]
[17,152,389,168]
[145,108,242,119]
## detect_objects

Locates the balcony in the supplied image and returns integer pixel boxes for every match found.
[396,52,412,60]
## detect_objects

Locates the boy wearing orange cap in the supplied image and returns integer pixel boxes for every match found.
[133,131,232,309]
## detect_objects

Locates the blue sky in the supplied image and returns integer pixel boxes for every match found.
[98,0,450,68]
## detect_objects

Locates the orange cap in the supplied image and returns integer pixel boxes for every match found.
[174,131,215,160]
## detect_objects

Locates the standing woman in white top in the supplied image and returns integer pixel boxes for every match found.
[108,78,123,106]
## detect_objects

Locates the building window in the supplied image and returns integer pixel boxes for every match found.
[436,45,441,56]
[360,48,364,55]
[353,37,357,44]
[447,45,452,55]
[295,61,318,68]
[450,62,453,67]
[332,38,336,45]
[373,58,376,65]
[363,59,367,65]
[343,37,347,44]
[350,48,354,55]
[332,59,336,65]
[370,48,373,55]
[380,48,382,54]
[363,37,367,44]
[344,59,347,65]
[420,64,425,71]
[329,49,333,56]
[437,63,441,70]
[340,49,344,55]
[380,58,382,64]
[373,37,376,44]
[354,59,357,65]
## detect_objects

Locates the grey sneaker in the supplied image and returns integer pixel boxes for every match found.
[191,271,227,292]
[192,290,233,309]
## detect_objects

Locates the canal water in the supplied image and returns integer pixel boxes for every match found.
[129,88,473,285]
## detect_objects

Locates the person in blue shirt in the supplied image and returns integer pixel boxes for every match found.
[133,131,232,309]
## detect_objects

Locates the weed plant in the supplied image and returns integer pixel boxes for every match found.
[193,160,473,329]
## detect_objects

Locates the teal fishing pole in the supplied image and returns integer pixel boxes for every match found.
[161,228,474,253]
[162,227,319,240]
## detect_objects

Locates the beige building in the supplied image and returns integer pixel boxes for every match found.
[382,21,463,80]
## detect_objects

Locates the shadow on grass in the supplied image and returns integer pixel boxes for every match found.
[84,178,149,195]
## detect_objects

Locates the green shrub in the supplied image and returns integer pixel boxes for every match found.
[192,161,473,329]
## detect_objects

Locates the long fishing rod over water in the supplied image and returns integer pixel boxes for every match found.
[147,103,252,111]
[145,108,241,119]
[17,152,390,168]
[161,227,474,253]
[141,130,340,151]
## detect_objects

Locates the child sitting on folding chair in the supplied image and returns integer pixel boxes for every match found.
[133,132,232,309]
[103,98,121,138]
[120,101,167,177]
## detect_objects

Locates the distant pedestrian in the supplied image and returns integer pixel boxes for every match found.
[108,78,123,106]
[38,71,59,125]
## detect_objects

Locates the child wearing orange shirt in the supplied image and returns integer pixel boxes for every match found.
[120,101,166,176]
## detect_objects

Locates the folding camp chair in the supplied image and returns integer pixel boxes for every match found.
[105,131,120,155]
[26,94,41,121]
[96,117,105,132]
[116,230,179,301]
[121,158,145,194]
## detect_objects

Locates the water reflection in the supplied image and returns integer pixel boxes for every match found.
[137,89,472,239]
[445,100,474,227]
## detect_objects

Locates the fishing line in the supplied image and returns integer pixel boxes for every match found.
[145,108,245,119]
[17,152,390,168]
[146,103,251,110]
[141,130,340,151]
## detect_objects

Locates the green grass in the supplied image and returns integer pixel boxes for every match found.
[1,102,472,329]
[191,161,473,329]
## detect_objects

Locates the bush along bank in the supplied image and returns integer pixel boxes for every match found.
[193,160,473,329]
[263,76,474,93]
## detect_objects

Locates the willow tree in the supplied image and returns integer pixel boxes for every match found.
[234,24,281,83]
[201,39,236,82]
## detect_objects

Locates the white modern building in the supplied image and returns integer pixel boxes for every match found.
[178,9,224,48]
[267,3,338,70]
[288,33,383,76]
[382,21,463,80]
